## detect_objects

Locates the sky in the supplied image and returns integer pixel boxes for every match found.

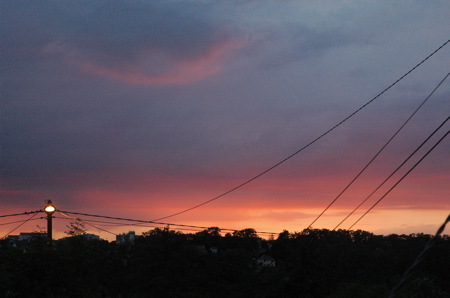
[1,0,449,241]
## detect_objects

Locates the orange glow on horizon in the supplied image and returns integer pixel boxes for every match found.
[1,207,447,242]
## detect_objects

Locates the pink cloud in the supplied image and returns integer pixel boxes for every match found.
[78,39,240,85]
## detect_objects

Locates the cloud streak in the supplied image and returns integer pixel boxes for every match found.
[77,39,240,85]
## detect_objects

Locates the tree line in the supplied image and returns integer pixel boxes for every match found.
[1,227,448,297]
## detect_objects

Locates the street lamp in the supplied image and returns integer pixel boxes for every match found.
[44,200,56,246]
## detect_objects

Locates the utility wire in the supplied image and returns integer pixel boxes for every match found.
[59,211,118,236]
[0,217,43,226]
[389,214,450,298]
[59,210,277,235]
[348,130,449,230]
[53,216,138,226]
[0,210,41,218]
[55,216,262,235]
[55,217,206,232]
[308,72,450,229]
[333,116,449,230]
[79,220,207,233]
[151,39,450,222]
[1,212,41,239]
[55,215,169,234]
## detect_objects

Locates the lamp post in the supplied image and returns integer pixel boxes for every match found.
[44,200,56,246]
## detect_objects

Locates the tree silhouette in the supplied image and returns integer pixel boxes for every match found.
[64,220,87,237]
[1,228,448,297]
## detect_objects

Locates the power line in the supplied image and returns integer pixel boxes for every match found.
[0,217,44,226]
[55,216,205,232]
[54,216,233,234]
[78,220,209,233]
[307,72,450,229]
[59,210,278,235]
[53,216,136,226]
[1,212,41,239]
[151,39,450,222]
[0,210,42,218]
[348,130,449,230]
[59,211,118,236]
[389,214,450,298]
[333,116,449,230]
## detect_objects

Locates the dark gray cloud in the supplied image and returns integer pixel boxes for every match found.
[1,0,235,83]
[1,1,233,179]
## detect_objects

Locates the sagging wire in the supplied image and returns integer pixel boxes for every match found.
[389,214,450,297]
[59,210,118,236]
[1,212,42,239]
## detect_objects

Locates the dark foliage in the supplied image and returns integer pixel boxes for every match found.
[0,228,448,297]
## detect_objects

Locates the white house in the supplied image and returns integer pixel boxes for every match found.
[116,231,136,244]
[256,255,276,267]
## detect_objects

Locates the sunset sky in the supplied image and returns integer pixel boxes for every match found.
[1,1,449,241]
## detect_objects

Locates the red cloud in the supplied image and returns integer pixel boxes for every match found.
[78,39,240,85]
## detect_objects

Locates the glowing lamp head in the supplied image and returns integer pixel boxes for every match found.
[45,205,56,213]
[44,200,56,214]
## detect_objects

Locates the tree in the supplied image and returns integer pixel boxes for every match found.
[205,226,221,237]
[233,228,258,238]
[65,220,87,237]
[33,225,47,233]
[277,230,291,240]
